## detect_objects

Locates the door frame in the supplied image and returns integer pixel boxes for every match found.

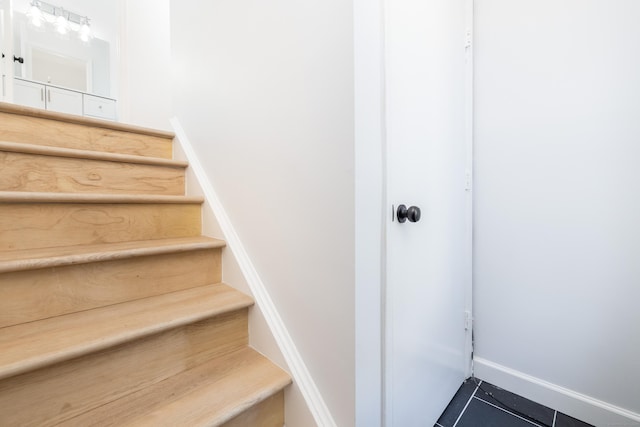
[355,0,474,426]
[0,0,14,102]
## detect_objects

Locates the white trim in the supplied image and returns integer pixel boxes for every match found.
[354,0,386,425]
[170,117,337,427]
[463,0,475,379]
[381,0,392,422]
[115,0,128,123]
[474,357,640,427]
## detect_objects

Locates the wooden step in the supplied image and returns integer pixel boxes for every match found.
[0,236,224,273]
[0,284,253,381]
[0,140,187,195]
[0,191,203,204]
[0,102,174,159]
[0,192,203,251]
[56,348,290,427]
[0,237,226,327]
[0,294,254,426]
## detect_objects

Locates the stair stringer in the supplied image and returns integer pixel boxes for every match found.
[171,117,335,427]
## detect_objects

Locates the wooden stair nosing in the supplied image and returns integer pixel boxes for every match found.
[0,284,254,381]
[59,347,292,427]
[0,102,175,139]
[0,236,225,273]
[0,191,204,204]
[0,140,188,168]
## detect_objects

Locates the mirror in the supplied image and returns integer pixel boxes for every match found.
[31,47,89,92]
[12,9,111,97]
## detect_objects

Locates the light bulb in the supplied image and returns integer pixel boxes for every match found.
[78,17,92,43]
[79,23,92,42]
[55,14,68,34]
[27,4,44,27]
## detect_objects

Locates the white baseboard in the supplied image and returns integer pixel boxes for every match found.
[170,118,336,427]
[474,357,640,427]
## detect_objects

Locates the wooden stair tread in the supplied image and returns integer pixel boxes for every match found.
[0,102,174,139]
[60,347,291,427]
[0,140,188,168]
[0,236,225,273]
[0,191,204,204]
[0,284,254,381]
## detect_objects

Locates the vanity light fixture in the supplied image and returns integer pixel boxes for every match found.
[26,1,92,43]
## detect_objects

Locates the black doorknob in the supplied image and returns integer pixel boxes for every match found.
[397,204,421,223]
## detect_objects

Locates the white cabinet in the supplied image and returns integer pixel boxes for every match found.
[14,78,82,115]
[83,94,117,121]
[13,78,46,110]
[13,78,116,120]
[46,86,83,116]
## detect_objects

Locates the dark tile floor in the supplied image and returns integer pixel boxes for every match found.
[436,378,594,427]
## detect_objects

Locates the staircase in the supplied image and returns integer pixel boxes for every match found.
[0,103,291,426]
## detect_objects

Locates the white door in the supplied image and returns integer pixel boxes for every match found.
[46,86,83,115]
[385,0,471,425]
[14,78,46,109]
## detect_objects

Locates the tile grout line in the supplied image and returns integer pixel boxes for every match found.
[435,424,445,427]
[473,396,545,427]
[452,380,482,427]
[552,410,557,427]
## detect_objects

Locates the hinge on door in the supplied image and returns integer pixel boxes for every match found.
[464,169,472,192]
[464,311,473,331]
[464,29,472,64]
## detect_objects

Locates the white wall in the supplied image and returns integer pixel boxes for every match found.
[474,1,640,425]
[118,0,172,130]
[171,125,317,427]
[170,1,355,427]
